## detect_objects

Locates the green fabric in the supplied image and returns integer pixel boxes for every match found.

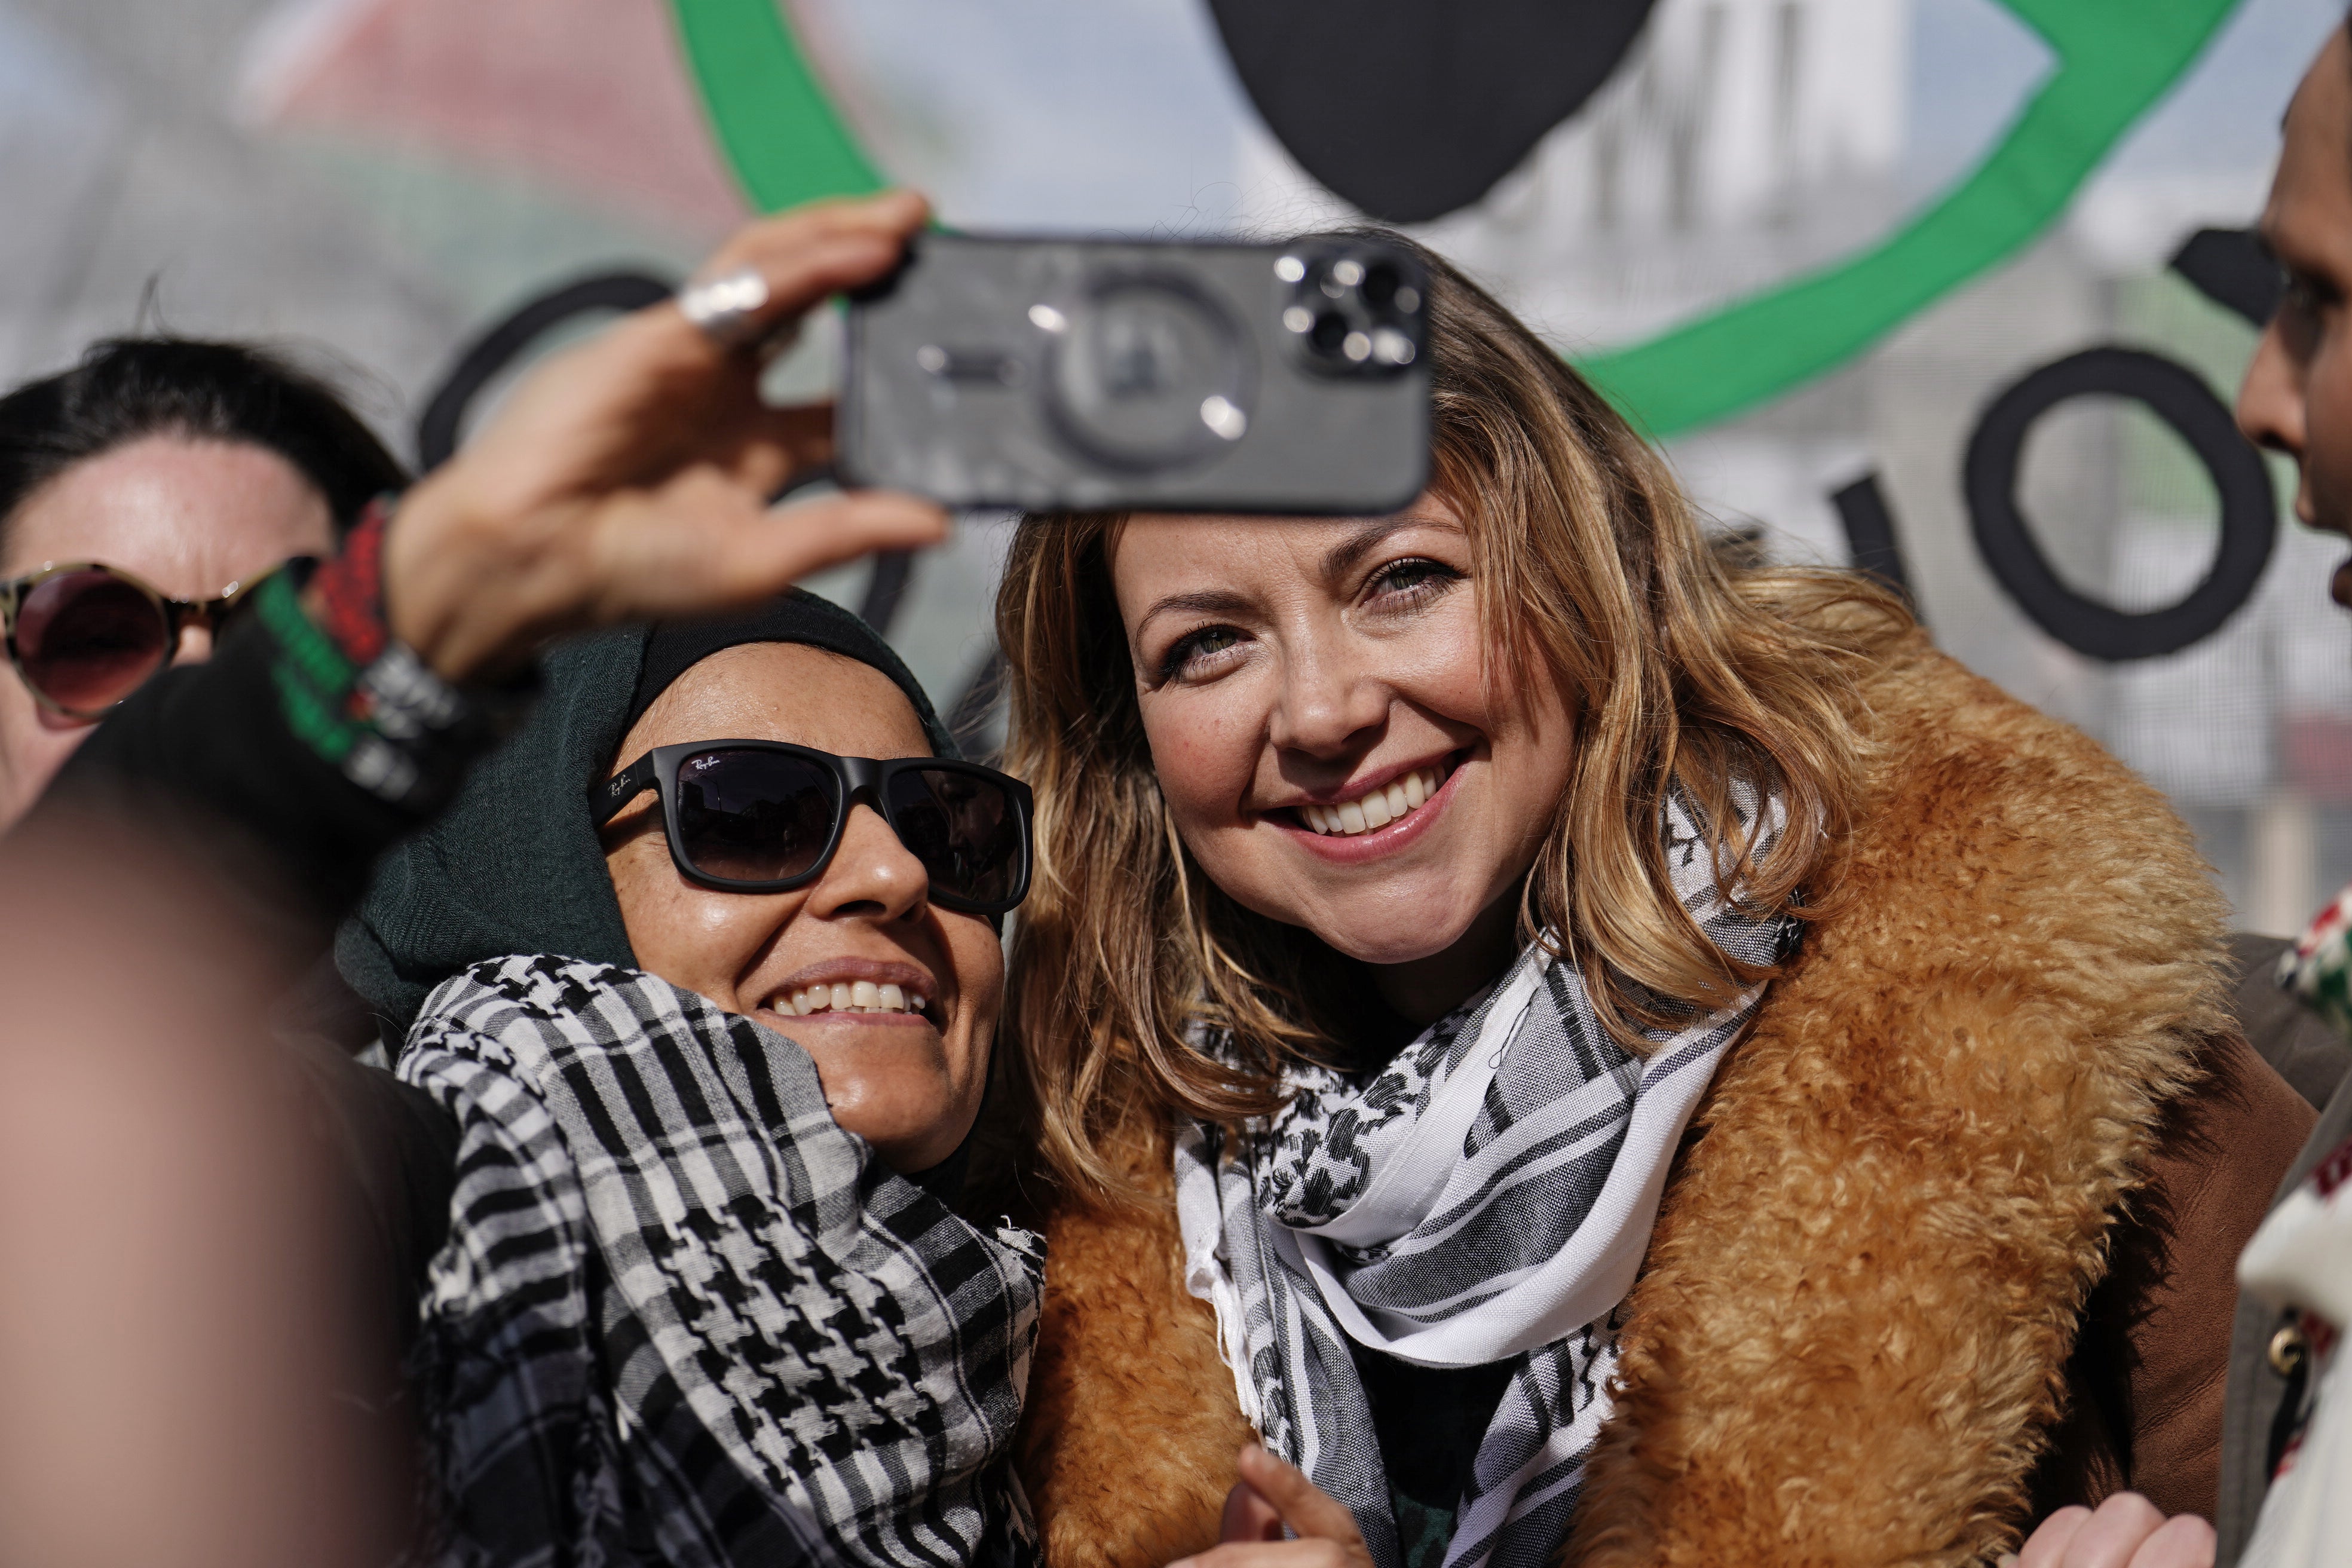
[338,627,647,1037]
[1391,1495,1453,1568]
[337,591,951,1039]
[253,571,363,764]
[2282,884,2352,1044]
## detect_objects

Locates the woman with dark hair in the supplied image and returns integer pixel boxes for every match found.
[3,191,969,1563]
[336,597,1042,1566]
[0,336,408,825]
[990,235,2313,1567]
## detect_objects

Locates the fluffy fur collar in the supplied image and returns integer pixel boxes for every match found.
[1015,633,2230,1567]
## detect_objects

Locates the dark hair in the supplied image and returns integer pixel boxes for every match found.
[0,337,408,563]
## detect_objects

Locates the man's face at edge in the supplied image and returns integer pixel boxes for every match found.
[2240,24,2352,604]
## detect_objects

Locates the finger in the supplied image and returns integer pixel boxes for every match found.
[716,403,838,500]
[1233,1446,1366,1549]
[675,192,930,349]
[700,190,929,282]
[2016,1505,2092,1568]
[480,225,904,476]
[1168,1541,1356,1568]
[2127,1514,2215,1568]
[2058,1493,2170,1568]
[586,482,949,619]
[1220,1478,1285,1545]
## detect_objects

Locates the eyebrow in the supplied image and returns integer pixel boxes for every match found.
[1133,512,1456,636]
[1135,586,1257,636]
[1319,514,1435,584]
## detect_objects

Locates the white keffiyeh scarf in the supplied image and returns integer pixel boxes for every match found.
[400,955,1044,1568]
[1176,782,1795,1568]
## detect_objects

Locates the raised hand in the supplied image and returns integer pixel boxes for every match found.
[2010,1493,2215,1568]
[1171,1446,1374,1568]
[382,191,950,683]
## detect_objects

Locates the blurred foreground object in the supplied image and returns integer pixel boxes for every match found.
[0,817,406,1568]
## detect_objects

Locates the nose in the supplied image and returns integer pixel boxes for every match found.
[803,801,929,923]
[170,620,215,666]
[1265,630,1387,761]
[2236,316,2306,464]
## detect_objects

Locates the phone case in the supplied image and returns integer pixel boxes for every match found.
[840,232,1431,514]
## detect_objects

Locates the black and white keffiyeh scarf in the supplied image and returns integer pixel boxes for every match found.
[1175,781,1796,1568]
[397,954,1044,1568]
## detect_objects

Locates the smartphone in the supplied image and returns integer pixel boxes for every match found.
[838,232,1431,514]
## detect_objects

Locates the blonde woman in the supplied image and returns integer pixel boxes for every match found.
[987,238,2313,1568]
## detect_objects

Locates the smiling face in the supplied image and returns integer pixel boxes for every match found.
[2240,26,2352,600]
[600,642,999,1173]
[0,437,335,826]
[1110,495,1573,1021]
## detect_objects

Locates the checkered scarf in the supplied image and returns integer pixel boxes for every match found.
[397,955,1044,1568]
[1175,782,1796,1568]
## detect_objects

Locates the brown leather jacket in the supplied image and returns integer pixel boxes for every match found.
[1009,633,2313,1567]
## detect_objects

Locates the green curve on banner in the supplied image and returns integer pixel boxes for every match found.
[669,0,2242,436]
[667,0,881,213]
[1579,0,2241,437]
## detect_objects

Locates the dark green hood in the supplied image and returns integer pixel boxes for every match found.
[338,590,954,1040]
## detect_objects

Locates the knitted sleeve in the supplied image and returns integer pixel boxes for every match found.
[48,495,524,924]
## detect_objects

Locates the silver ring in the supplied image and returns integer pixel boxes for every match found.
[677,267,773,351]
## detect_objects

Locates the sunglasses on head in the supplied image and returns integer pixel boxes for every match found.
[0,560,271,718]
[590,739,1034,916]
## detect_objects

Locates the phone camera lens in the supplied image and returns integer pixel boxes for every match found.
[1044,274,1254,472]
[1285,244,1424,377]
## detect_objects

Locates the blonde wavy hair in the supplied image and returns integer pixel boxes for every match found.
[994,234,1909,1201]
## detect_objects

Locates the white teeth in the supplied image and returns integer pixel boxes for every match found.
[1298,764,1448,837]
[770,982,929,1018]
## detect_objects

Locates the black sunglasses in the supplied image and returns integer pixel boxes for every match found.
[590,740,1034,916]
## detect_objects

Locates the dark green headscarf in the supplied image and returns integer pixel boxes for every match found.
[338,590,954,1039]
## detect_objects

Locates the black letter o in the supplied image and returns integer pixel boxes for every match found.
[1964,347,2276,662]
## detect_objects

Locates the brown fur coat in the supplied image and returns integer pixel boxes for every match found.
[1010,632,2316,1566]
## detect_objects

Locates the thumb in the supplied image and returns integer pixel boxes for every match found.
[1233,1446,1365,1549]
[1220,1477,1284,1544]
[586,482,950,620]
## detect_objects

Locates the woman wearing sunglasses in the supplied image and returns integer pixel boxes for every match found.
[0,336,405,826]
[13,192,1032,1562]
[336,593,1039,1567]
